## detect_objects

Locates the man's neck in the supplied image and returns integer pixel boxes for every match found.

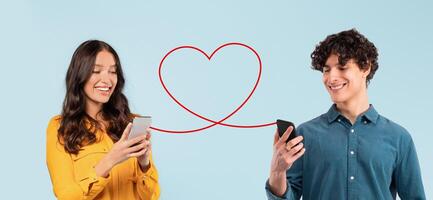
[335,93,370,125]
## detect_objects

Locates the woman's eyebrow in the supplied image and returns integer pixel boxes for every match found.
[94,64,117,68]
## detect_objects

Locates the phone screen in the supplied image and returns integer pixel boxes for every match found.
[276,119,297,143]
[129,116,152,140]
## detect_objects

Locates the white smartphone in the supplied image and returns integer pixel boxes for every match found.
[129,116,152,140]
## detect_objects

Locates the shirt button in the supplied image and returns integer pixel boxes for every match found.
[351,129,355,133]
[350,176,355,180]
[338,119,341,122]
[350,151,355,155]
[364,121,368,124]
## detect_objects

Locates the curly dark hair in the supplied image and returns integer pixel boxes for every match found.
[310,28,379,85]
[58,40,133,154]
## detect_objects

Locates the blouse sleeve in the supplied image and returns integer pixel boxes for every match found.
[46,116,110,200]
[134,153,160,200]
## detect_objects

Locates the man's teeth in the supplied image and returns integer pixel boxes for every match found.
[330,84,345,90]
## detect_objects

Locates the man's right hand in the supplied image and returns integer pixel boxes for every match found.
[268,126,305,197]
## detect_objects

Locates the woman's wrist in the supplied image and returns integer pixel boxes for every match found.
[138,160,151,172]
[95,156,114,178]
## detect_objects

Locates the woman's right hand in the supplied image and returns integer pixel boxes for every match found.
[95,123,148,178]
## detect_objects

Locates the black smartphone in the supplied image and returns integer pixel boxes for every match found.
[276,119,297,143]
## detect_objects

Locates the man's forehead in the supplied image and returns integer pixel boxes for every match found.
[325,55,340,66]
[325,55,356,67]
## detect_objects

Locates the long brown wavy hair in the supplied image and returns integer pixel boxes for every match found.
[58,40,132,154]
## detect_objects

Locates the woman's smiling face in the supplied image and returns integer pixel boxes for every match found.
[83,50,118,108]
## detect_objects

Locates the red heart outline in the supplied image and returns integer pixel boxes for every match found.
[151,42,275,134]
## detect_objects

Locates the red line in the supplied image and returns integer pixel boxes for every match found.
[152,42,276,134]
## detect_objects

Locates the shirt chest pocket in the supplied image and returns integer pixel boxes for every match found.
[71,145,108,182]
[306,134,348,167]
[357,136,397,172]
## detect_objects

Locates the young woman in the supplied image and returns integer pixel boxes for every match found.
[46,40,160,200]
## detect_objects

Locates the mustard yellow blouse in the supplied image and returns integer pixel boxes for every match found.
[46,116,160,200]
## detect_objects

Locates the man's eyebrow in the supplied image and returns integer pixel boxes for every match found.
[333,61,344,67]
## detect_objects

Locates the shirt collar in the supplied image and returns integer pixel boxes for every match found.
[362,105,379,124]
[326,104,379,124]
[326,104,341,123]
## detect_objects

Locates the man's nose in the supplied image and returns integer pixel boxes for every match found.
[328,68,340,79]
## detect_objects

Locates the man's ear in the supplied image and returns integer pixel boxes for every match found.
[362,62,371,78]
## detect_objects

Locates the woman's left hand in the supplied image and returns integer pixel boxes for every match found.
[137,128,152,171]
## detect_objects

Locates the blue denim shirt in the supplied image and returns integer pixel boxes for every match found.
[266,105,425,200]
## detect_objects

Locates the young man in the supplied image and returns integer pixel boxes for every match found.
[266,29,425,199]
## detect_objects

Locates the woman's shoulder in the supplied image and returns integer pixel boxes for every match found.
[48,115,62,126]
[46,115,62,137]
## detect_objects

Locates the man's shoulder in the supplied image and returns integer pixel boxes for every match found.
[377,114,412,140]
[297,113,328,133]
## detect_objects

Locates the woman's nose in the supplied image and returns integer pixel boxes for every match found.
[100,71,111,83]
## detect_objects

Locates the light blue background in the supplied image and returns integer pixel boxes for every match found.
[0,0,431,199]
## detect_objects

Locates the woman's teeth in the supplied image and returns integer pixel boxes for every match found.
[96,87,110,91]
